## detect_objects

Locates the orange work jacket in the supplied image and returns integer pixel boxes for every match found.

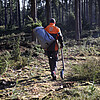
[45,23,62,51]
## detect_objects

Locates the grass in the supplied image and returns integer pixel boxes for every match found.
[64,38,100,83]
[0,29,100,99]
[71,57,100,81]
[43,84,100,100]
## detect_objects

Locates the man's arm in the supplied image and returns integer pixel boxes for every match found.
[57,29,64,48]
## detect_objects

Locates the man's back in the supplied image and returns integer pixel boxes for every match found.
[45,23,60,51]
[45,23,60,36]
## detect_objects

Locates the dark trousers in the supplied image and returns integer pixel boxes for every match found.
[47,51,58,77]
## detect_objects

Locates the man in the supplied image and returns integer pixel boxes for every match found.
[45,18,63,80]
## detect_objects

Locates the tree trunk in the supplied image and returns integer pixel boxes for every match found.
[15,2,17,25]
[84,0,86,19]
[97,0,100,26]
[5,0,7,30]
[62,0,64,22]
[59,1,61,23]
[86,0,89,21]
[46,0,51,25]
[75,0,80,40]
[0,0,2,26]
[17,0,21,29]
[82,0,84,20]
[71,0,74,12]
[89,0,93,26]
[65,0,68,22]
[69,0,71,17]
[52,0,59,20]
[30,0,37,41]
[22,0,25,25]
[9,0,13,28]
[31,0,37,21]
[79,0,82,34]
[51,0,53,18]
[95,0,98,25]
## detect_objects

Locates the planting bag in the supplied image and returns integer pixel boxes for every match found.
[33,27,55,49]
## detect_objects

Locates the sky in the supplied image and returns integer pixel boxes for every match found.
[20,0,23,9]
[20,0,28,10]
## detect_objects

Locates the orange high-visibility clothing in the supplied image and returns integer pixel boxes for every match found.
[45,23,63,51]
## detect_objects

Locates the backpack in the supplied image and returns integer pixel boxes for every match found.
[33,27,55,49]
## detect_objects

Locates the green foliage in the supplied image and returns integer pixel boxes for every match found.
[0,60,8,75]
[37,7,47,27]
[12,57,28,70]
[21,57,29,66]
[2,50,11,61]
[12,36,21,61]
[82,18,91,30]
[66,12,75,31]
[0,50,11,74]
[0,33,100,99]
[0,25,5,30]
[28,16,42,29]
[72,57,100,82]
[88,84,96,95]
[0,32,45,71]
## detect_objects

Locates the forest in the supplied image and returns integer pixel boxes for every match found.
[0,0,100,100]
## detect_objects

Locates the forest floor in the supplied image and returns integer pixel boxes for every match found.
[0,32,100,100]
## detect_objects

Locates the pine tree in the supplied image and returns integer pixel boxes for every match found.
[75,0,80,40]
[4,0,7,30]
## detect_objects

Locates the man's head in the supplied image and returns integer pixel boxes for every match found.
[50,18,56,24]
